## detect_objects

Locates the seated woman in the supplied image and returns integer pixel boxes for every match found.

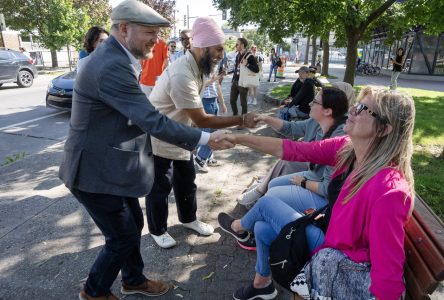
[219,86,414,300]
[76,26,109,73]
[238,82,355,207]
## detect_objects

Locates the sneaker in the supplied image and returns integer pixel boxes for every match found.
[237,235,256,251]
[252,98,257,105]
[151,232,177,248]
[218,213,250,242]
[207,158,220,166]
[194,157,209,173]
[182,219,214,236]
[121,279,169,297]
[237,188,262,206]
[79,289,120,300]
[233,282,277,300]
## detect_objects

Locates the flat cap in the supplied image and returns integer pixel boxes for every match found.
[111,0,170,27]
[295,66,310,73]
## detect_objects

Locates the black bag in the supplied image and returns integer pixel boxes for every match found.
[269,205,328,290]
[276,56,282,67]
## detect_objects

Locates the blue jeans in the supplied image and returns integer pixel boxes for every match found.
[71,189,146,296]
[268,64,277,81]
[240,195,326,277]
[196,97,219,162]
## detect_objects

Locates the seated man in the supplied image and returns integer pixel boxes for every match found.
[278,66,315,120]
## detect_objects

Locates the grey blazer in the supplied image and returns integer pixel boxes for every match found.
[59,35,202,198]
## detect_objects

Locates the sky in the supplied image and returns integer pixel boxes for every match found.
[109,0,228,37]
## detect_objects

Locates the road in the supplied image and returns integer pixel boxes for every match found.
[0,75,70,165]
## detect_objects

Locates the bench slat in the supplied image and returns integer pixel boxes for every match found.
[413,196,444,256]
[405,213,444,282]
[404,233,439,293]
[404,263,431,300]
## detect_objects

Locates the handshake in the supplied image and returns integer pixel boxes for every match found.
[208,130,237,150]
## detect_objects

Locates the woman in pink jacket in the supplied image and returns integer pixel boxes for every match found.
[218,86,415,300]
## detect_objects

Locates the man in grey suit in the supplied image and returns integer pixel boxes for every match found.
[58,1,232,299]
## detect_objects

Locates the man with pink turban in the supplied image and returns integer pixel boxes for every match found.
[146,16,257,249]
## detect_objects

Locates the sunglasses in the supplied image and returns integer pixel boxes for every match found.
[180,37,190,41]
[351,103,388,124]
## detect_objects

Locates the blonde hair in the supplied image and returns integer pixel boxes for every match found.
[332,82,356,106]
[336,86,415,209]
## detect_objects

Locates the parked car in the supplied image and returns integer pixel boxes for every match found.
[46,70,76,111]
[0,48,38,88]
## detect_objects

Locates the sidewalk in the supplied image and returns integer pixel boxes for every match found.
[0,74,291,299]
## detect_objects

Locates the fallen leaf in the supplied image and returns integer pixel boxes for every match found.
[202,271,214,280]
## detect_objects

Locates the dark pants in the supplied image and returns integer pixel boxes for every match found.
[145,155,197,235]
[230,80,248,115]
[71,189,146,297]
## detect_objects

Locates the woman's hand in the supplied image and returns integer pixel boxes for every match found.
[220,102,227,114]
[290,175,304,186]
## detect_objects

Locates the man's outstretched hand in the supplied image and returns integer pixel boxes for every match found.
[208,130,235,150]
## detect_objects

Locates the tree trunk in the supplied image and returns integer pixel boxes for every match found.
[50,49,59,68]
[343,31,359,85]
[311,36,317,66]
[321,35,330,76]
[304,35,310,64]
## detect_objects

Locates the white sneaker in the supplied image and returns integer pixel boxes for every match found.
[252,98,257,105]
[237,188,262,206]
[151,232,177,248]
[182,220,214,236]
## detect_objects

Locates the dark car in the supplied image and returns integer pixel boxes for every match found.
[46,70,76,111]
[0,48,38,88]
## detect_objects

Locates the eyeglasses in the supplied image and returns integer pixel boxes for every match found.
[170,46,176,48]
[351,103,388,124]
[311,99,322,106]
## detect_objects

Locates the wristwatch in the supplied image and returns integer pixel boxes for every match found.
[300,178,307,189]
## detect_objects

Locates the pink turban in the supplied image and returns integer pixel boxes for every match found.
[191,16,225,48]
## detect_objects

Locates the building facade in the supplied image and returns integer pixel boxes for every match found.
[361,30,444,76]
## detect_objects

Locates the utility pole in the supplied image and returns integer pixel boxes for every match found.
[187,5,190,29]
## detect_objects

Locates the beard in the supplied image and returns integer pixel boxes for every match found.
[127,38,154,60]
[200,50,218,77]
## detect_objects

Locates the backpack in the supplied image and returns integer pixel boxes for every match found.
[276,56,282,67]
[269,206,328,290]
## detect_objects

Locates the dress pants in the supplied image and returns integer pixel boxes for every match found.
[230,80,249,115]
[71,188,146,297]
[145,155,197,235]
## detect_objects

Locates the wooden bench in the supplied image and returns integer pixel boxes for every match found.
[292,195,444,300]
[404,195,444,299]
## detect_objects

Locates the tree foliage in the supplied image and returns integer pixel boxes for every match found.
[141,0,176,40]
[213,0,442,85]
[0,0,111,66]
[242,30,274,54]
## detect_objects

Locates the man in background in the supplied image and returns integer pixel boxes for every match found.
[173,29,191,61]
[140,38,169,97]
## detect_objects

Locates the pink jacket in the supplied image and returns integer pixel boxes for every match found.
[282,136,412,300]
